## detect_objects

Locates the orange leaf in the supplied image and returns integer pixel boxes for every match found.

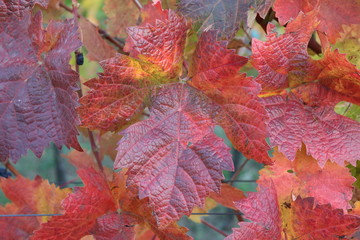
[0,176,70,239]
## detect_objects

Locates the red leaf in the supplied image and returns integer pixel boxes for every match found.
[315,49,360,105]
[0,176,70,240]
[273,0,360,43]
[0,0,49,19]
[209,183,245,210]
[115,83,233,227]
[79,17,116,62]
[89,213,137,240]
[0,12,82,162]
[78,3,188,131]
[251,11,318,91]
[178,0,273,39]
[265,83,360,167]
[190,31,271,164]
[33,166,190,239]
[258,147,355,210]
[225,182,282,240]
[32,168,117,239]
[124,2,188,78]
[103,0,141,38]
[290,197,360,239]
[77,55,152,131]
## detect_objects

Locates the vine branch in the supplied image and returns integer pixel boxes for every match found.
[60,2,125,51]
[229,158,250,184]
[201,219,228,237]
[131,0,143,9]
[70,1,104,172]
[4,161,20,177]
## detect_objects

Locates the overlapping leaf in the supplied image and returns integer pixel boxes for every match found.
[258,147,355,210]
[288,197,360,239]
[77,55,153,131]
[0,176,70,240]
[253,10,360,100]
[78,2,273,228]
[225,181,282,240]
[33,166,190,239]
[273,0,360,43]
[124,1,188,77]
[227,180,360,239]
[190,31,271,164]
[315,49,360,105]
[264,83,360,167]
[103,0,142,38]
[79,17,116,62]
[251,11,318,91]
[178,0,274,39]
[78,2,188,131]
[33,168,118,239]
[115,83,233,226]
[0,11,82,162]
[0,0,49,20]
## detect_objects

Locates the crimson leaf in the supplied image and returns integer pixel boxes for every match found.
[0,11,82,162]
[115,83,233,227]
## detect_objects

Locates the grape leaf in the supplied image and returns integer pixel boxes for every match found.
[258,147,355,210]
[178,0,274,39]
[287,197,360,239]
[88,213,137,240]
[225,181,282,240]
[0,0,49,20]
[315,49,360,105]
[0,11,82,162]
[33,167,190,239]
[208,183,245,210]
[78,2,188,131]
[190,31,271,164]
[228,179,360,239]
[103,0,141,38]
[99,132,123,160]
[189,184,244,223]
[273,0,360,43]
[252,10,360,101]
[77,55,160,131]
[251,11,318,91]
[63,149,100,171]
[115,83,233,227]
[33,168,118,240]
[79,17,116,62]
[0,176,70,240]
[264,83,360,167]
[125,1,188,78]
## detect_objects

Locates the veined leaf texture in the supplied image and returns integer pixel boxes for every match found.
[1,0,360,239]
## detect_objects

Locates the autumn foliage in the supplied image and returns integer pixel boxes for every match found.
[1,0,360,239]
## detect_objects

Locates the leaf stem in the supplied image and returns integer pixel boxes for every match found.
[200,219,228,237]
[87,130,104,171]
[229,158,250,183]
[4,161,20,177]
[131,0,143,10]
[67,2,105,172]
